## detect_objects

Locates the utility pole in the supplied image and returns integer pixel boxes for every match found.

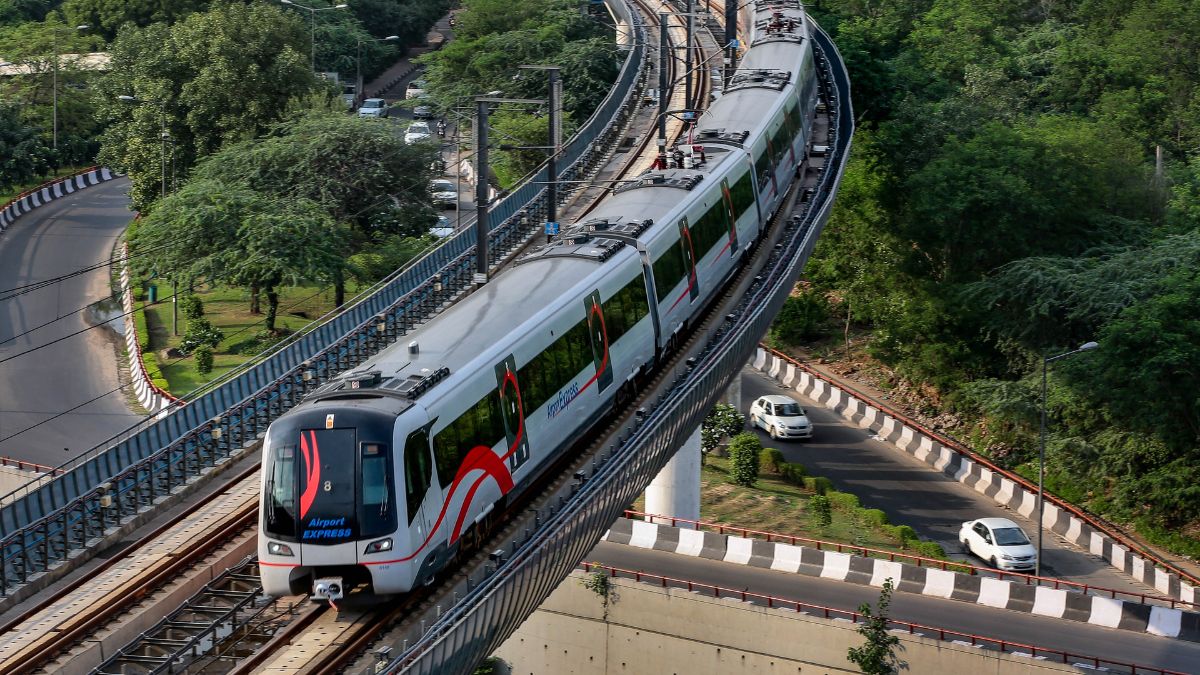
[724,0,738,87]
[474,97,490,284]
[548,68,561,237]
[685,0,694,111]
[658,13,669,169]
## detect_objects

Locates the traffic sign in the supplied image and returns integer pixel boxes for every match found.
[545,221,560,236]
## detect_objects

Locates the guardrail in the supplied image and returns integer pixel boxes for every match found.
[0,0,650,597]
[579,563,1189,675]
[373,13,855,674]
[622,510,1196,609]
[761,344,1200,598]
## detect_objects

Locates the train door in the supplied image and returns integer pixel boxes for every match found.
[296,427,358,544]
[583,291,614,393]
[678,218,699,304]
[495,355,529,475]
[401,427,435,547]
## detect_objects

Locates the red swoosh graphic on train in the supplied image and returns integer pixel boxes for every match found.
[369,369,525,564]
[299,430,320,520]
[667,227,699,313]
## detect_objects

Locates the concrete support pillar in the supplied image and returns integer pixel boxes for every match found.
[645,427,701,528]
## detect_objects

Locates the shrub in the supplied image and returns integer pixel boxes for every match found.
[912,540,946,559]
[810,494,832,527]
[862,508,889,526]
[895,525,918,542]
[180,317,224,354]
[803,476,831,495]
[780,462,807,486]
[728,432,762,487]
[760,447,785,474]
[179,293,204,320]
[771,287,831,344]
[706,402,745,438]
[194,346,214,375]
[827,490,860,511]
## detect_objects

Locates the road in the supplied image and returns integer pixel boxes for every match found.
[589,541,1200,673]
[0,179,141,467]
[736,366,1162,598]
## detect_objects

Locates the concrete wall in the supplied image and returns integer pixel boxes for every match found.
[493,572,1082,675]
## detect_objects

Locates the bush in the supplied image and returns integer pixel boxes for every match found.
[803,476,831,495]
[810,494,832,527]
[728,432,763,487]
[862,508,889,527]
[194,346,214,375]
[760,447,785,474]
[770,287,831,344]
[706,402,745,437]
[180,317,224,354]
[179,293,204,320]
[828,490,860,511]
[780,462,807,486]
[895,525,918,542]
[912,540,946,559]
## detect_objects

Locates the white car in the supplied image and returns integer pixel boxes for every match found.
[357,98,388,118]
[405,121,432,144]
[429,215,454,238]
[959,518,1037,572]
[406,79,427,100]
[430,179,457,208]
[749,394,813,440]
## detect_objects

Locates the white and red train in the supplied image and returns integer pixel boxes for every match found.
[259,0,822,599]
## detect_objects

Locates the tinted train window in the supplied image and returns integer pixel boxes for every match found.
[602,274,650,344]
[691,198,731,258]
[433,391,505,487]
[264,444,296,537]
[652,236,688,303]
[517,319,591,415]
[754,148,770,189]
[360,442,396,535]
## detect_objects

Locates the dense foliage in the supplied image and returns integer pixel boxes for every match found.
[417,0,621,187]
[801,0,1200,551]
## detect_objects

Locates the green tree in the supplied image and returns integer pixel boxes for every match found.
[847,578,901,674]
[94,2,317,211]
[0,102,50,189]
[727,432,762,487]
[61,0,210,40]
[771,287,830,344]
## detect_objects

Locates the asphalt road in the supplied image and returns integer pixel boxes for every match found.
[0,179,141,466]
[589,541,1200,673]
[736,366,1162,598]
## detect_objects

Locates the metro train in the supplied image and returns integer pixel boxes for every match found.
[259,0,823,600]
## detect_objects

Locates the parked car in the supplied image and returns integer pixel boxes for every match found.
[413,104,434,119]
[357,98,388,118]
[405,121,433,144]
[430,179,457,208]
[959,518,1037,572]
[749,394,813,440]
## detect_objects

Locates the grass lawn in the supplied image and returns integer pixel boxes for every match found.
[142,283,357,396]
[634,455,934,557]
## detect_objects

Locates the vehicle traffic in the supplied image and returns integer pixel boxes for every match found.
[430,179,457,208]
[749,394,813,440]
[357,98,388,118]
[406,78,427,100]
[405,121,432,144]
[259,2,824,601]
[959,517,1038,571]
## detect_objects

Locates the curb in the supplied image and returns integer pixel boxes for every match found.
[119,242,183,416]
[604,517,1200,642]
[750,347,1198,606]
[0,167,120,233]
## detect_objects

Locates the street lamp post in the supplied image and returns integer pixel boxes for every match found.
[117,95,169,199]
[1037,340,1099,577]
[356,34,398,105]
[279,0,348,72]
[52,24,89,154]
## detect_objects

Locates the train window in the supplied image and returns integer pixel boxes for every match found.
[361,442,395,534]
[651,236,688,303]
[754,148,770,189]
[728,171,755,220]
[602,273,650,344]
[517,317,593,416]
[691,198,731,258]
[404,430,432,524]
[432,391,506,487]
[771,124,788,168]
[264,444,297,537]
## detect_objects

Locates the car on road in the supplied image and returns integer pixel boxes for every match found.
[413,104,434,119]
[405,121,432,144]
[406,79,427,100]
[959,517,1037,572]
[749,394,813,440]
[429,215,454,238]
[357,98,388,118]
[430,179,457,208]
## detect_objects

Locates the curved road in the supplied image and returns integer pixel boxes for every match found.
[591,541,1200,673]
[0,179,141,466]
[737,366,1162,599]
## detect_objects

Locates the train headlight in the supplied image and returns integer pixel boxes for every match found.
[267,541,294,557]
[364,538,393,554]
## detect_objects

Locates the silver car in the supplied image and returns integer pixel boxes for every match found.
[357,98,388,118]
[405,121,433,144]
[430,179,457,208]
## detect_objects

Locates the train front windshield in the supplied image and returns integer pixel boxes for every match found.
[263,428,396,543]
